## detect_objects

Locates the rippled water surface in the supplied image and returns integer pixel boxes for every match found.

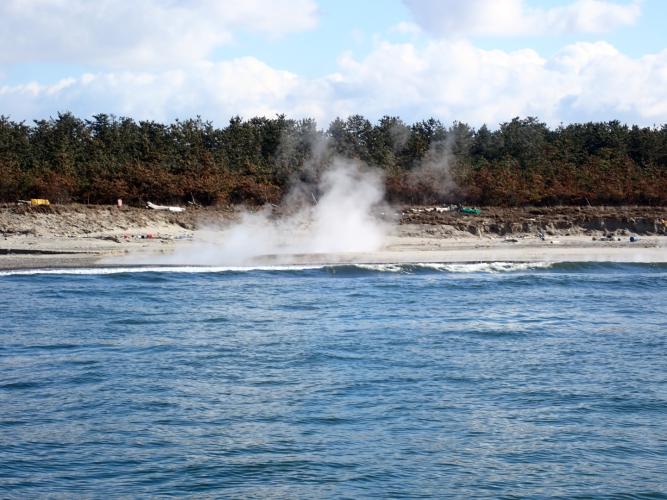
[1,263,667,497]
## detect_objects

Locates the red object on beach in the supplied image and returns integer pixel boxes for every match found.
[117,198,123,208]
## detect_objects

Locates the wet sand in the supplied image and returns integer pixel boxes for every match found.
[2,233,665,270]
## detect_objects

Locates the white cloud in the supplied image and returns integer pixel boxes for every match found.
[0,0,318,68]
[1,40,666,127]
[341,39,667,125]
[391,21,423,36]
[403,0,641,37]
[550,42,667,120]
[0,59,307,122]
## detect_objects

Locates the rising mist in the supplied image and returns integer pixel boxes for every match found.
[165,158,391,266]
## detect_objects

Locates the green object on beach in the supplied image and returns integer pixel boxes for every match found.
[460,207,481,215]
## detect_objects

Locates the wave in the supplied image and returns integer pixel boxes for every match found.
[0,265,325,277]
[415,262,554,273]
[352,262,554,273]
[4,261,665,277]
[0,261,556,277]
[356,264,406,273]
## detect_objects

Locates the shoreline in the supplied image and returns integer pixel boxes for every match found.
[1,236,665,271]
[1,204,665,270]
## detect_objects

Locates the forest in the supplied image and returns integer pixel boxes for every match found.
[0,112,665,206]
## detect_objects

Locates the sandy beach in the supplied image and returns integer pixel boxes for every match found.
[1,204,666,269]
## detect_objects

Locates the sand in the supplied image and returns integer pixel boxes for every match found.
[1,204,666,270]
[2,229,666,270]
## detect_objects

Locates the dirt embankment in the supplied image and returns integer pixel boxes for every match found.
[400,206,667,238]
[1,204,666,242]
[0,204,234,240]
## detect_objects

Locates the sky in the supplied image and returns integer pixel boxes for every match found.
[0,0,666,128]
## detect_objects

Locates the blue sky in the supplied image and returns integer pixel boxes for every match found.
[0,0,665,127]
[223,0,667,74]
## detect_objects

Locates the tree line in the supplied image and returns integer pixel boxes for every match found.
[0,112,665,206]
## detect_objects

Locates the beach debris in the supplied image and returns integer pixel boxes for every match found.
[146,201,185,213]
[629,236,640,242]
[459,206,481,215]
[30,199,50,206]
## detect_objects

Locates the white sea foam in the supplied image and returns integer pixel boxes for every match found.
[415,262,553,273]
[0,265,325,276]
[356,264,405,273]
[0,261,556,277]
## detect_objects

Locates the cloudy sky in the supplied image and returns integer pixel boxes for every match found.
[1,0,665,127]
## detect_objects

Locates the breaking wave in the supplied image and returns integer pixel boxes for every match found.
[0,265,323,276]
[349,262,554,273]
[418,262,554,273]
[0,262,555,277]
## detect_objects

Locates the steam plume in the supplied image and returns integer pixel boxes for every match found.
[408,135,457,202]
[166,158,391,265]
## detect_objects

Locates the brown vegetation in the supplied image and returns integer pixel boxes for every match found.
[1,113,666,206]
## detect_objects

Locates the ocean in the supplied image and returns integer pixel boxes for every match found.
[1,262,666,498]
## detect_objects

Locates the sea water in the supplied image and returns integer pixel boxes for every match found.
[1,263,666,498]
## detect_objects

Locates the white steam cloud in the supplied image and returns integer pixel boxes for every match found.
[164,159,391,266]
[408,140,457,202]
